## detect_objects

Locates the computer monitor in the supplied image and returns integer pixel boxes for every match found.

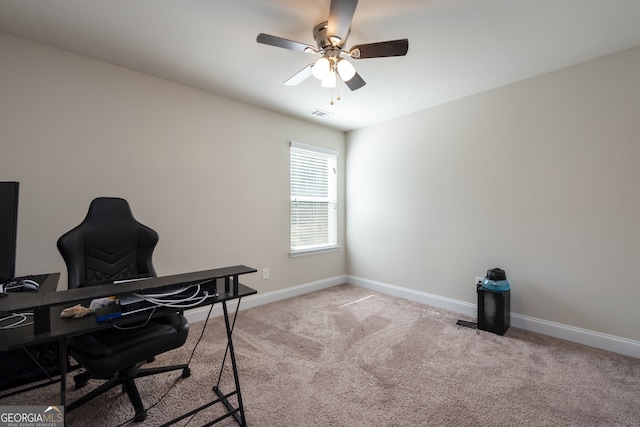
[0,181,19,281]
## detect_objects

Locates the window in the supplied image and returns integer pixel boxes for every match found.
[290,141,338,255]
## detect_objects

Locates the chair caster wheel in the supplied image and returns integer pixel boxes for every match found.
[134,409,147,422]
[182,367,191,378]
[73,372,91,389]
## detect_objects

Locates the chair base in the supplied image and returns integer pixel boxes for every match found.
[67,363,190,423]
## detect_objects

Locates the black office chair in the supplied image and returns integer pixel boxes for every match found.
[57,197,190,422]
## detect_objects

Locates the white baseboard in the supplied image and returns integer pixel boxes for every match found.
[186,274,638,358]
[348,275,640,359]
[185,275,347,324]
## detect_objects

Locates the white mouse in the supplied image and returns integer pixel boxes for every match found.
[21,280,40,290]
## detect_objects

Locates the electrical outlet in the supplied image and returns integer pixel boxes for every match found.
[262,268,269,280]
[476,276,484,286]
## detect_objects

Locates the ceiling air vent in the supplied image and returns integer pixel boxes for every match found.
[308,109,333,119]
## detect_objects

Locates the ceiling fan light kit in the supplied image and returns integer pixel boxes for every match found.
[313,56,355,83]
[257,0,409,104]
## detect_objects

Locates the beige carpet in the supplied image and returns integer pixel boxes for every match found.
[1,284,639,426]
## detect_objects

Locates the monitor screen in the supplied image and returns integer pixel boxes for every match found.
[0,182,19,281]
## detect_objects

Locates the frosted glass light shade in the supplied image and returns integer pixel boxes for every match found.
[337,59,356,81]
[312,57,331,80]
[321,71,337,88]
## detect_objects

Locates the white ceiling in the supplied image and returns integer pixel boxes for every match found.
[1,0,639,131]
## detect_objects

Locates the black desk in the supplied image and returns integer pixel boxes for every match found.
[0,274,61,393]
[0,266,257,426]
[0,273,60,350]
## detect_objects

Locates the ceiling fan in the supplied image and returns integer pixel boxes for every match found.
[257,0,409,96]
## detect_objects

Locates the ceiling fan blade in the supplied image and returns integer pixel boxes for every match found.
[257,33,315,53]
[327,0,358,44]
[284,64,314,86]
[344,72,366,91]
[350,39,409,59]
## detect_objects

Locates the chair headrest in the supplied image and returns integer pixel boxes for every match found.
[84,197,136,224]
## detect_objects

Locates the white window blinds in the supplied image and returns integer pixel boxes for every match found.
[290,142,338,254]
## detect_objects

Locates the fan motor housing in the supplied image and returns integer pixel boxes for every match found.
[313,21,347,50]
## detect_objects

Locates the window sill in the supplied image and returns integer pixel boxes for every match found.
[289,245,341,258]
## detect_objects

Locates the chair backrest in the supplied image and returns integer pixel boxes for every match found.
[57,197,159,289]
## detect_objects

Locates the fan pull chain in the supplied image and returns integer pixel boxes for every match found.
[329,79,342,105]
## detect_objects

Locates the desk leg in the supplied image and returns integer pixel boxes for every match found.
[59,338,67,408]
[212,300,246,427]
[163,299,248,427]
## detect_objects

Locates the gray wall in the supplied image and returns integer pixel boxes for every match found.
[0,33,346,293]
[2,30,639,345]
[346,46,640,342]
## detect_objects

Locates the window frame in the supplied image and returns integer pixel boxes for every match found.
[289,141,340,257]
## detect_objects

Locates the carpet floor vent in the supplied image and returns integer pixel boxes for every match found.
[456,319,477,329]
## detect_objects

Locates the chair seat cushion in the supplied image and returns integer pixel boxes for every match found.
[68,313,189,379]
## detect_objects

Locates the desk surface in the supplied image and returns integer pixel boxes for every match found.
[0,273,60,313]
[0,265,256,314]
[0,266,257,351]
